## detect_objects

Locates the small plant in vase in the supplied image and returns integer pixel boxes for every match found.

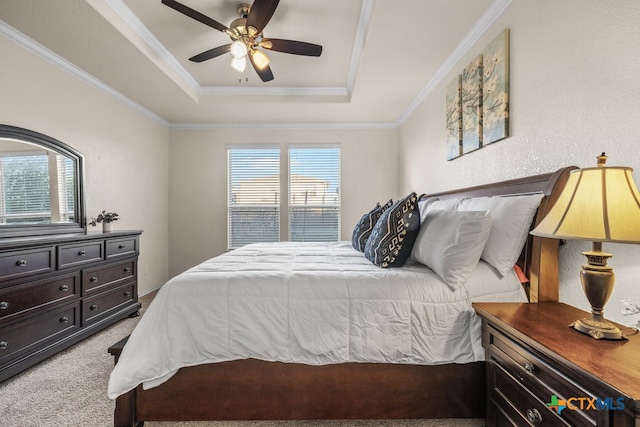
[89,211,119,233]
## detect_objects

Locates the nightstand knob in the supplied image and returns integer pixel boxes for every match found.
[524,362,535,374]
[0,301,8,310]
[526,408,542,423]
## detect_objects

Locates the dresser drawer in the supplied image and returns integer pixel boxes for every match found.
[0,303,79,365]
[0,273,79,322]
[58,241,104,269]
[106,236,138,260]
[0,247,55,282]
[82,283,135,325]
[487,325,597,426]
[82,261,135,295]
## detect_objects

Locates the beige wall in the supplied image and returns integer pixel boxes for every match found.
[168,127,398,276]
[398,0,640,326]
[0,36,170,297]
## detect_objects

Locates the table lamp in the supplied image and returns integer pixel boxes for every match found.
[531,153,640,339]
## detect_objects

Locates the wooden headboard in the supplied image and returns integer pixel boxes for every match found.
[420,166,577,303]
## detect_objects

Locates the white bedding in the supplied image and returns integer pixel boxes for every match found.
[108,241,527,399]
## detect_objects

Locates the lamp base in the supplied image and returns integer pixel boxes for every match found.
[570,316,627,340]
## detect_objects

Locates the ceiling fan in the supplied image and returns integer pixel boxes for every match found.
[161,0,323,82]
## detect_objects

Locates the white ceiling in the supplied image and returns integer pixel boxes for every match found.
[0,0,509,127]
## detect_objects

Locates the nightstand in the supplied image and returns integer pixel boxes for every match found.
[473,302,640,426]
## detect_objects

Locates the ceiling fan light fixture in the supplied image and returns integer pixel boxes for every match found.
[230,40,248,59]
[231,56,247,72]
[250,49,270,70]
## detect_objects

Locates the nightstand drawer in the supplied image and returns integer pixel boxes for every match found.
[492,361,572,426]
[487,325,597,426]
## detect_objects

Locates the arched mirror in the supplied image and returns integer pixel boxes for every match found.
[0,124,86,238]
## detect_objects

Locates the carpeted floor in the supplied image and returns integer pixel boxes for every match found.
[0,292,485,427]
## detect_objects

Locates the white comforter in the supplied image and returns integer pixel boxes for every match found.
[108,242,526,399]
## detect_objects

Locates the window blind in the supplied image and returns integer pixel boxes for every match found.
[0,152,51,224]
[227,147,280,248]
[288,147,340,241]
[58,155,76,221]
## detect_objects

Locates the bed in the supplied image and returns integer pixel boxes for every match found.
[108,166,575,426]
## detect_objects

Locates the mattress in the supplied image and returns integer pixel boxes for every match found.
[108,241,527,399]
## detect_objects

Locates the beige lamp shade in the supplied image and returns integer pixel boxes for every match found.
[531,165,640,243]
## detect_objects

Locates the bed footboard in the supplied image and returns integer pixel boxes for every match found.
[112,357,485,426]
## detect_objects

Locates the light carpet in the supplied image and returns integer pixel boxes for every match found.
[0,293,484,427]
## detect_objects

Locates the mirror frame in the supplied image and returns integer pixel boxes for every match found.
[0,124,86,238]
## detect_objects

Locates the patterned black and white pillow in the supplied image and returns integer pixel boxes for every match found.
[364,192,420,268]
[351,200,393,252]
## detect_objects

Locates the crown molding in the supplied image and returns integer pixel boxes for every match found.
[168,121,397,130]
[396,0,513,126]
[0,21,170,127]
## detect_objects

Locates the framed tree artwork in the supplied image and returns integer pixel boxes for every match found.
[462,55,483,154]
[482,29,510,145]
[446,76,462,160]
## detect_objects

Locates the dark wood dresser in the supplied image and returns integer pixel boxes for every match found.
[474,302,640,426]
[0,230,142,382]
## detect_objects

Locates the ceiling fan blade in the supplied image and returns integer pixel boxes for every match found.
[263,39,322,57]
[246,0,280,35]
[161,0,228,33]
[249,52,274,82]
[189,44,231,63]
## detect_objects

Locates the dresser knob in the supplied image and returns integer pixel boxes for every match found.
[0,301,8,310]
[59,285,69,291]
[0,341,7,350]
[124,267,131,273]
[90,277,98,283]
[60,316,69,323]
[118,244,126,249]
[526,408,542,423]
[16,259,28,267]
[78,250,86,256]
[124,291,131,297]
[524,362,535,374]
[90,305,98,311]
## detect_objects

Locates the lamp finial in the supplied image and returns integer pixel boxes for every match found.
[597,152,608,167]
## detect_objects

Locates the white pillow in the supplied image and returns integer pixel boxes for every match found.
[457,194,544,277]
[426,197,468,212]
[417,197,438,223]
[411,210,492,290]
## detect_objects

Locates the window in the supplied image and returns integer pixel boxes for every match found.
[227,145,341,248]
[289,147,340,241]
[0,151,75,225]
[0,152,50,224]
[227,147,280,248]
